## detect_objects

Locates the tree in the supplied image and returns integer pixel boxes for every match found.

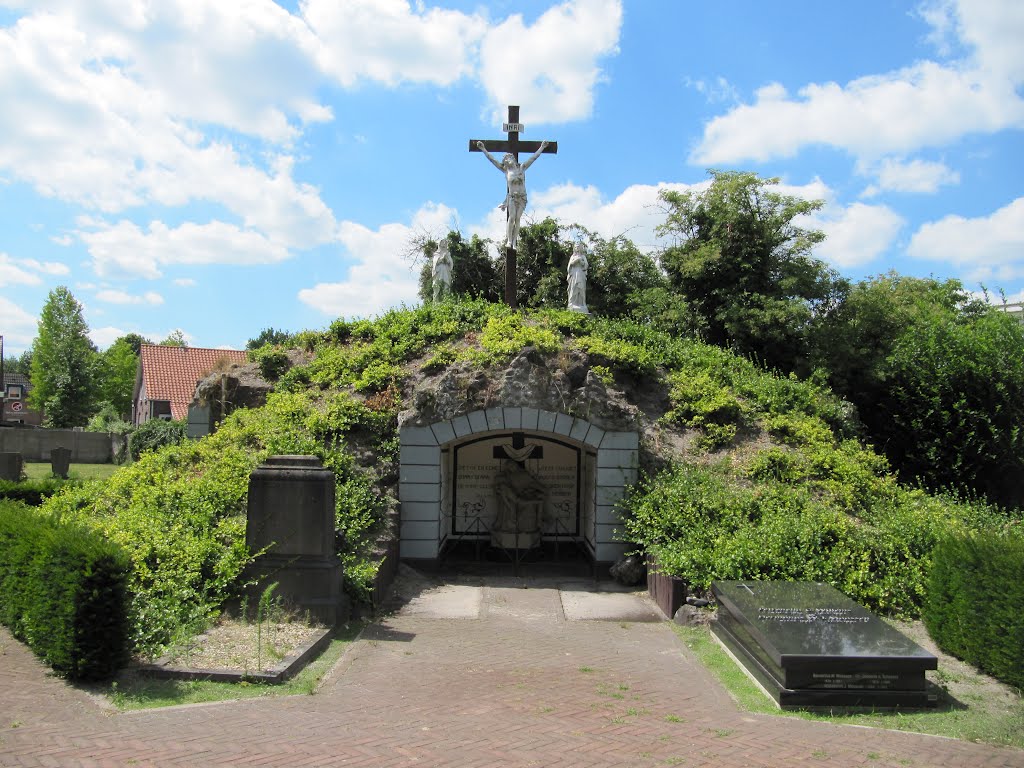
[814,273,1024,508]
[4,348,33,376]
[29,287,98,427]
[657,170,847,373]
[120,333,150,356]
[95,337,139,419]
[418,230,501,304]
[159,329,187,347]
[246,328,293,350]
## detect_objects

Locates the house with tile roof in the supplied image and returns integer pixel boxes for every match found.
[3,372,44,426]
[132,344,248,426]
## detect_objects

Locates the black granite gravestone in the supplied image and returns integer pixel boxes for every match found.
[711,580,938,708]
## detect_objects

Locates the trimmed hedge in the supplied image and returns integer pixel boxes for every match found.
[0,478,72,506]
[0,500,130,680]
[923,531,1024,689]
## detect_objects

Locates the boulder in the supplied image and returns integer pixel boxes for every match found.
[609,555,646,586]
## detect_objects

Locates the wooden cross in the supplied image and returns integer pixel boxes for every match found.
[469,106,558,308]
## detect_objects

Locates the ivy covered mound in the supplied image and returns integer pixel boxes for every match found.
[41,300,1021,659]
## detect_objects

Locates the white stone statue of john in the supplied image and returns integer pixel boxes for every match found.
[431,239,453,302]
[567,241,589,314]
[476,139,549,250]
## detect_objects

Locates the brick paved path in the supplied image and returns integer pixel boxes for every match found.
[1,577,1021,768]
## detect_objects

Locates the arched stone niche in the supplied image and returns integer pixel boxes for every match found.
[399,407,638,565]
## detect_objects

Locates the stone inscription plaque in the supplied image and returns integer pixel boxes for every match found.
[452,433,579,536]
[712,581,938,708]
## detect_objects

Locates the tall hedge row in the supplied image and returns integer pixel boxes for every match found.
[0,500,130,680]
[923,532,1024,689]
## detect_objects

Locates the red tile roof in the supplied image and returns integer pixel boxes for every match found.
[138,344,248,420]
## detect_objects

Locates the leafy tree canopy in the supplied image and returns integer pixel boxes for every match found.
[4,348,33,376]
[159,329,187,347]
[246,327,293,350]
[29,286,98,427]
[118,333,150,356]
[657,170,847,373]
[815,273,1024,508]
[96,338,139,419]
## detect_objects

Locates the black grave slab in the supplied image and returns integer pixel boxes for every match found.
[711,581,938,708]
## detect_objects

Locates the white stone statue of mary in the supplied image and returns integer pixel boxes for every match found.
[432,240,453,302]
[567,241,589,314]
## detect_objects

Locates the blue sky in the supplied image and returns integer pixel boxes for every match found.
[1,0,1022,354]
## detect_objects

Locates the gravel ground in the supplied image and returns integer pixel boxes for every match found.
[164,618,326,674]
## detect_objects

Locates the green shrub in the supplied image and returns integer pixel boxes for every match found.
[625,461,1009,617]
[0,477,71,506]
[128,418,187,461]
[924,531,1024,689]
[0,500,129,680]
[42,388,396,657]
[248,343,290,380]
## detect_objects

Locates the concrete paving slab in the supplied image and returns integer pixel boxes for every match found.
[560,588,663,622]
[400,584,482,618]
[485,586,563,620]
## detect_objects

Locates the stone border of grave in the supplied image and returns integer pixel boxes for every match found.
[132,626,334,685]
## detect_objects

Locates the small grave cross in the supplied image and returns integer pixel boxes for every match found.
[493,432,544,468]
[469,106,558,307]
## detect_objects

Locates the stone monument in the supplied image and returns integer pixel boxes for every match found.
[491,461,547,550]
[431,239,453,302]
[712,580,938,708]
[567,241,589,313]
[0,452,23,481]
[469,106,558,308]
[244,455,348,624]
[50,446,71,479]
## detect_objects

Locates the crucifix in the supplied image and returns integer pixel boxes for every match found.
[469,105,558,308]
[493,432,544,466]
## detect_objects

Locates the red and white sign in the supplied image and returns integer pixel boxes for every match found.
[9,401,22,412]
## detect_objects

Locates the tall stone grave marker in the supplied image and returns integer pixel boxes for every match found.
[244,455,348,624]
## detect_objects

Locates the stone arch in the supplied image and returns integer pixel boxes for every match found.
[398,407,638,565]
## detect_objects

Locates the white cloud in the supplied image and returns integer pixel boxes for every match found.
[80,219,291,279]
[303,0,486,87]
[0,296,38,351]
[692,0,1024,165]
[810,203,905,269]
[0,253,73,288]
[527,181,698,250]
[94,288,164,306]
[685,76,739,104]
[479,0,622,123]
[173,278,196,287]
[0,253,43,287]
[861,157,960,197]
[907,197,1024,282]
[298,203,455,317]
[0,3,338,250]
[90,325,127,351]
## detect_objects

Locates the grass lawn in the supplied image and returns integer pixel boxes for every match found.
[23,462,121,481]
[675,622,1024,748]
[100,622,363,711]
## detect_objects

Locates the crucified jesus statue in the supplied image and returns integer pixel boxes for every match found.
[475,139,549,251]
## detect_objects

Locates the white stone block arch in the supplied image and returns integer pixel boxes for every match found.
[399,407,638,564]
